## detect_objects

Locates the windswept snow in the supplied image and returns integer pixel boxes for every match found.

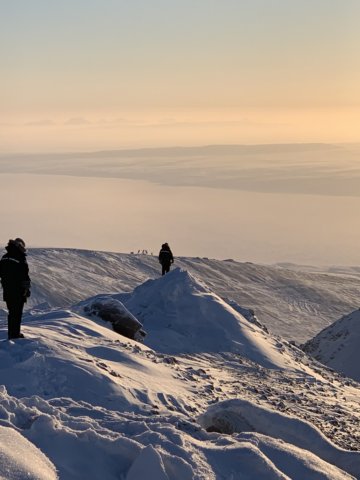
[26,248,360,343]
[0,262,359,478]
[0,425,58,480]
[121,269,316,371]
[199,399,360,478]
[303,309,360,382]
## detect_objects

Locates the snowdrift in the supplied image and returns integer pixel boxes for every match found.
[303,309,360,382]
[199,398,360,478]
[0,425,58,480]
[123,268,313,370]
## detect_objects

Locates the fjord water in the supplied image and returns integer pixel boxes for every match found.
[0,166,359,265]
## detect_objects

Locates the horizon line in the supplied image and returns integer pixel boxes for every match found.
[1,141,357,158]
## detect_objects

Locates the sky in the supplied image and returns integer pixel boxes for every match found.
[0,2,359,265]
[1,0,360,152]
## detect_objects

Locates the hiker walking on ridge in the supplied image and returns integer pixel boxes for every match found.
[0,238,31,340]
[158,242,174,276]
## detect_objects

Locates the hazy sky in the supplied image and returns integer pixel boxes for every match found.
[1,1,360,152]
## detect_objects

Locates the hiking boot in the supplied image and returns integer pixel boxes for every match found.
[8,333,25,340]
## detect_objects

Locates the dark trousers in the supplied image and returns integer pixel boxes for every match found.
[162,263,171,276]
[6,297,25,339]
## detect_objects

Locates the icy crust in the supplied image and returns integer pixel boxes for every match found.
[303,309,360,382]
[198,399,360,478]
[0,424,58,480]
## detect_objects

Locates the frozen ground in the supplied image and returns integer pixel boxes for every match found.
[0,267,359,479]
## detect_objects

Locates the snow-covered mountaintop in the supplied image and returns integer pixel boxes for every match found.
[303,309,360,382]
[116,269,315,371]
[1,267,360,479]
[25,248,360,343]
[78,269,314,371]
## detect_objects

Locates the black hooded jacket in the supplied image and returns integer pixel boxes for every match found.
[0,245,31,301]
[158,245,174,266]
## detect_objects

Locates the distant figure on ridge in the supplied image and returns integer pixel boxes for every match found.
[158,242,174,276]
[0,238,31,340]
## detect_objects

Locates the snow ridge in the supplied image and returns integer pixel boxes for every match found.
[303,309,360,382]
[26,248,360,343]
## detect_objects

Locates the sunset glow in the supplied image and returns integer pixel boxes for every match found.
[1,1,359,152]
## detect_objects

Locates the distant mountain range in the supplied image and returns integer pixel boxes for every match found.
[1,142,359,197]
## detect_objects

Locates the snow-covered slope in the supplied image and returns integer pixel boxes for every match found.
[199,399,360,479]
[25,248,360,342]
[303,309,360,382]
[1,254,360,478]
[116,269,314,371]
[1,302,359,478]
[1,267,360,478]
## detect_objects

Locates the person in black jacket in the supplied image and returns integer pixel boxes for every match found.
[158,242,174,276]
[0,238,31,339]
